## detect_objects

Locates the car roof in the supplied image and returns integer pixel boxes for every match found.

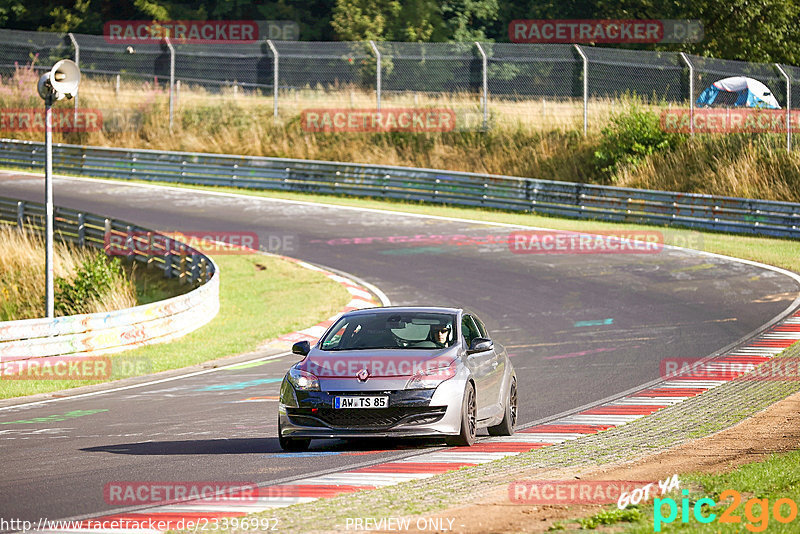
[342,306,462,316]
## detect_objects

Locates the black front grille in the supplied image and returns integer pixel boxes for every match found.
[287,407,446,430]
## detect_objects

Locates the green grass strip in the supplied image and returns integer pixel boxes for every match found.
[600,447,800,532]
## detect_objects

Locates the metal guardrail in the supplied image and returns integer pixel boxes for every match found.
[0,195,219,360]
[1,138,799,239]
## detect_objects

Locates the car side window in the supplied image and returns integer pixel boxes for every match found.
[461,315,481,347]
[321,321,350,350]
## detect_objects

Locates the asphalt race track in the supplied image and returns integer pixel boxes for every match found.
[1,171,798,526]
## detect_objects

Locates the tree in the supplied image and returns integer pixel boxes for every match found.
[331,0,400,41]
[440,0,499,41]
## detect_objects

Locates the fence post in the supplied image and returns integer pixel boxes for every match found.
[369,40,381,111]
[68,32,79,127]
[165,37,175,132]
[679,52,694,136]
[775,64,791,151]
[475,42,488,131]
[266,39,279,118]
[573,44,588,136]
[16,201,24,230]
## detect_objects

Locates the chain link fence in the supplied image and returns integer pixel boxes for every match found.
[0,28,795,146]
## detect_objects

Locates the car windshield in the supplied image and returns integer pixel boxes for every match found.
[320,311,457,351]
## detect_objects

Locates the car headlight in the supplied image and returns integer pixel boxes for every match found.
[287,366,320,391]
[405,361,456,389]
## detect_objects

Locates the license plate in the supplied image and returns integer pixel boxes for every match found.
[334,396,388,409]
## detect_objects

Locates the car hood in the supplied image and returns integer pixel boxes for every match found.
[297,347,458,379]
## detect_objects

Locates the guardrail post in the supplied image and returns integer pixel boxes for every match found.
[573,44,588,136]
[146,231,154,266]
[369,40,381,111]
[475,42,488,131]
[680,53,694,136]
[199,257,207,283]
[179,244,187,284]
[115,74,120,97]
[190,253,200,283]
[126,225,134,261]
[16,201,24,230]
[165,37,175,132]
[164,247,173,278]
[103,218,111,254]
[266,40,279,118]
[776,64,791,151]
[77,212,85,246]
[68,32,79,128]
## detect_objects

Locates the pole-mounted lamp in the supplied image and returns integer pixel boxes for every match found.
[36,59,81,318]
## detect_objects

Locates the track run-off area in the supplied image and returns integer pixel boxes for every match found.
[1,171,799,530]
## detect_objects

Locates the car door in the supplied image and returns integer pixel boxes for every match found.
[461,314,497,422]
[472,313,504,416]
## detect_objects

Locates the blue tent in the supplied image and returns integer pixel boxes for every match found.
[696,76,781,109]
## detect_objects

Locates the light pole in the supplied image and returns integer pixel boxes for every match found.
[36,59,81,318]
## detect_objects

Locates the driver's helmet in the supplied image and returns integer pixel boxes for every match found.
[431,322,452,343]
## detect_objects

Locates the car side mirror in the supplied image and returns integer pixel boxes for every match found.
[292,340,310,356]
[467,337,493,354]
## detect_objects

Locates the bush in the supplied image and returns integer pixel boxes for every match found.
[594,105,686,181]
[55,253,126,316]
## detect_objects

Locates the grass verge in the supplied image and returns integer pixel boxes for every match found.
[0,253,351,399]
[558,448,800,532]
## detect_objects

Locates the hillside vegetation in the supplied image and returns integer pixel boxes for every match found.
[0,226,137,320]
[4,66,799,203]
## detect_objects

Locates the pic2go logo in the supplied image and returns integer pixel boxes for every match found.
[654,489,799,532]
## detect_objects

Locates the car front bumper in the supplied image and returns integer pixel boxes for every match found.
[278,377,465,439]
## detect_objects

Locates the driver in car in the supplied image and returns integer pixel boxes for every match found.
[431,324,452,348]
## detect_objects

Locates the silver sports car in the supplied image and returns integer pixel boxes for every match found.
[277,306,517,451]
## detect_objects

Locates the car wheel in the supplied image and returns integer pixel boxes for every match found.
[488,377,517,436]
[278,418,311,452]
[446,382,477,447]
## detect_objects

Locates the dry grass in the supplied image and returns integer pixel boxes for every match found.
[614,135,800,201]
[0,224,137,320]
[3,63,799,202]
